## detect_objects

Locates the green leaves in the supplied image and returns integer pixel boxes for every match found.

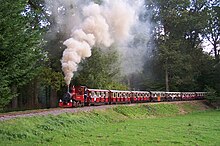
[0,0,46,107]
[40,67,65,91]
[74,47,126,90]
[149,0,218,92]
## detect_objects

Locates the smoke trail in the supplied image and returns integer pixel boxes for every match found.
[45,0,152,85]
[60,0,139,85]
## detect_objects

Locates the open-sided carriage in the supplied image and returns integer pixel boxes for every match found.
[181,92,196,100]
[166,92,182,101]
[150,91,166,102]
[109,90,132,104]
[87,89,109,105]
[131,91,151,103]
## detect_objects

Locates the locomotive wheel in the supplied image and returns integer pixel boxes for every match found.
[76,102,80,108]
[72,101,76,107]
[73,101,80,108]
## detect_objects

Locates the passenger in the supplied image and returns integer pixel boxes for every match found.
[84,87,88,101]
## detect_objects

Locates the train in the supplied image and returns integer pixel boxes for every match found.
[59,85,206,108]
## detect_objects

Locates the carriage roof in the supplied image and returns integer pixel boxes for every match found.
[131,91,150,94]
[88,88,109,92]
[109,90,131,93]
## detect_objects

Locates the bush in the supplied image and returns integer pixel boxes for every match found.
[205,86,219,103]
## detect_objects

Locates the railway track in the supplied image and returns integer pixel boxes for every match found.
[0,100,208,121]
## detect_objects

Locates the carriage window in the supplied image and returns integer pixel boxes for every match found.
[101,92,105,97]
[106,92,108,98]
[96,92,100,97]
[91,91,95,97]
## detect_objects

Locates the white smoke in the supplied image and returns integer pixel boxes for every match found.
[45,0,152,85]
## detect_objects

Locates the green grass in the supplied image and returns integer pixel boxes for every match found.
[0,103,219,146]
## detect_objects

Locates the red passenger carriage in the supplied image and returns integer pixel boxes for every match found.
[150,91,166,102]
[131,91,150,102]
[182,92,196,100]
[166,92,182,101]
[87,89,109,105]
[109,90,131,104]
[195,92,206,100]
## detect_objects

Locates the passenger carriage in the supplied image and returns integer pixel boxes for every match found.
[181,92,196,100]
[87,89,109,105]
[166,92,182,101]
[195,92,206,100]
[109,90,131,104]
[131,91,151,103]
[150,91,166,102]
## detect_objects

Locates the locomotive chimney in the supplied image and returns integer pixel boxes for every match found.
[67,85,70,93]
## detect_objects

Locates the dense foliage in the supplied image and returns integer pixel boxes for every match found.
[0,0,46,108]
[142,0,220,94]
[0,0,219,110]
[73,47,128,90]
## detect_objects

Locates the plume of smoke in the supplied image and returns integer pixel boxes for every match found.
[45,0,152,85]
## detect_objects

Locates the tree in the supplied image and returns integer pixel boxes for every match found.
[203,1,220,63]
[73,47,127,90]
[149,0,211,91]
[0,0,46,108]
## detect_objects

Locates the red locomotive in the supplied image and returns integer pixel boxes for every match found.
[59,85,206,108]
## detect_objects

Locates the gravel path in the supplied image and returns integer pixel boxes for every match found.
[0,100,207,121]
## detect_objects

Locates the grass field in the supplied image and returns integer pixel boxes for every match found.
[0,103,219,146]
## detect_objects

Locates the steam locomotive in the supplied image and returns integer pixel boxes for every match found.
[59,86,206,108]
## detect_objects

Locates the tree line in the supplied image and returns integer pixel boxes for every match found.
[0,0,219,110]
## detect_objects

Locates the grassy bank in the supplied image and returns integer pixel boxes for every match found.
[0,103,219,146]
